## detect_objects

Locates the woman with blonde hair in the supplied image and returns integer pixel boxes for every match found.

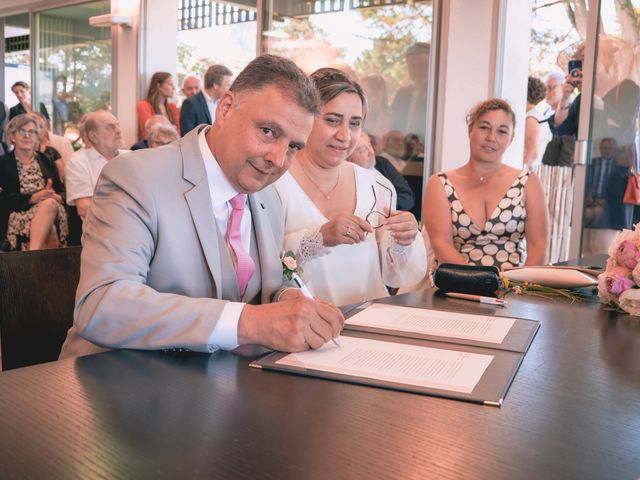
[136,72,181,139]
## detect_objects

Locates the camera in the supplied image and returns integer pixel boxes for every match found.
[568,59,583,78]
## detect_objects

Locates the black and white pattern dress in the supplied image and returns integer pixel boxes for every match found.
[6,159,68,250]
[437,171,530,270]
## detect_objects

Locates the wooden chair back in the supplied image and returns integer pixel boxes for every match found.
[0,247,81,370]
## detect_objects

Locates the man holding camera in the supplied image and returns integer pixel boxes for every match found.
[551,57,582,136]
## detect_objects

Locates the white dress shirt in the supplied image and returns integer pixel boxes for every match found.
[198,128,252,350]
[65,147,128,205]
[203,90,219,125]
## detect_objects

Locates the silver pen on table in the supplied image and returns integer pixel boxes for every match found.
[291,273,341,347]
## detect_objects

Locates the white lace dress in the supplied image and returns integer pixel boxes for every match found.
[273,164,426,306]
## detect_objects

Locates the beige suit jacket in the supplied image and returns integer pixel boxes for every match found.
[59,127,285,358]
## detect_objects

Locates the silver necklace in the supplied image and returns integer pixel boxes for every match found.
[300,163,341,200]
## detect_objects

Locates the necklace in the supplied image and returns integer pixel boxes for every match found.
[300,163,342,200]
[475,166,502,183]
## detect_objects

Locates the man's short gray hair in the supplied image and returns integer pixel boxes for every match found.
[230,55,320,115]
[544,70,565,85]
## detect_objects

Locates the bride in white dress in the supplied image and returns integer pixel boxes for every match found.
[274,68,426,306]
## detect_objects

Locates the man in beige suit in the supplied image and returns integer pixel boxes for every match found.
[60,55,344,359]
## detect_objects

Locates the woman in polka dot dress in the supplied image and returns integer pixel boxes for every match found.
[423,98,548,271]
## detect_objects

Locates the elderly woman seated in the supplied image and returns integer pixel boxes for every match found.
[0,114,68,250]
[148,124,179,149]
[423,98,548,271]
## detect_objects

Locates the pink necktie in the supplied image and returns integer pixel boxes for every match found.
[227,193,255,297]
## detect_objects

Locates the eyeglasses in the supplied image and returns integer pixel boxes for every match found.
[365,181,394,229]
[17,128,37,137]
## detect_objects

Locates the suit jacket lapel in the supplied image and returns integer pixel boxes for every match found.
[181,127,222,293]
[198,92,212,124]
[248,190,282,304]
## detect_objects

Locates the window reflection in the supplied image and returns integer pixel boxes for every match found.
[582,5,640,255]
[36,0,111,145]
[264,1,432,219]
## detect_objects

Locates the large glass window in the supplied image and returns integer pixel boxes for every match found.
[263,0,433,219]
[530,1,640,260]
[528,2,584,263]
[35,0,111,141]
[4,14,30,109]
[177,0,257,104]
[176,0,433,219]
[580,0,640,256]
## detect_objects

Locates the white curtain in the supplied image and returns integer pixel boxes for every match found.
[533,165,574,264]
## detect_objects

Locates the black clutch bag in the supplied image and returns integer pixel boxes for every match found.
[433,263,501,296]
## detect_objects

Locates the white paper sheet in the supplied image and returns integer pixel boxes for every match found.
[346,304,515,344]
[276,336,493,394]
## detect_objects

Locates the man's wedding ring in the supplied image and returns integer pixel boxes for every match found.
[346,227,351,238]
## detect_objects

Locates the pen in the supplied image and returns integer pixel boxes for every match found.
[445,292,508,307]
[292,273,341,347]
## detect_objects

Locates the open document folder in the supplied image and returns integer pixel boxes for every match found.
[251,304,539,406]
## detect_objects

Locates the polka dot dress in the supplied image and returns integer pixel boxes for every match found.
[438,171,530,271]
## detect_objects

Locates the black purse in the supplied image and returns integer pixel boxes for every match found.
[433,263,501,296]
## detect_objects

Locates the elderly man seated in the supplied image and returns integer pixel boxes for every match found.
[65,111,128,219]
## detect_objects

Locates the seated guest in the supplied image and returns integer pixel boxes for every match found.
[274,68,426,306]
[59,54,343,359]
[348,131,415,211]
[179,64,233,136]
[31,113,66,182]
[0,114,68,250]
[424,98,548,271]
[583,137,633,254]
[181,75,201,100]
[148,124,179,148]
[130,115,173,150]
[380,130,407,172]
[65,111,126,219]
[9,81,50,121]
[136,72,180,139]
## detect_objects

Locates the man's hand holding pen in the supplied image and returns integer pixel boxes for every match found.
[239,293,344,352]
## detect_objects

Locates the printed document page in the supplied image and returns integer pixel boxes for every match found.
[346,304,515,344]
[276,336,493,394]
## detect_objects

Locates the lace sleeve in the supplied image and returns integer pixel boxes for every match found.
[285,227,330,264]
[379,229,427,288]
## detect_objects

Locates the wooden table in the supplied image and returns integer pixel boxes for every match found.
[1,288,639,479]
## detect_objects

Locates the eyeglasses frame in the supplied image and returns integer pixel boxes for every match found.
[365,181,394,229]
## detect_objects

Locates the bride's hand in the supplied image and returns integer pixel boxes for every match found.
[320,213,373,246]
[384,210,419,246]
